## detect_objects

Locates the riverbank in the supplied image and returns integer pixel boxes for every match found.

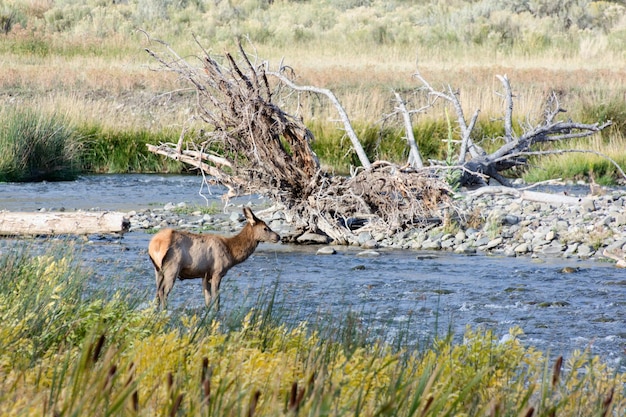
[124,183,626,265]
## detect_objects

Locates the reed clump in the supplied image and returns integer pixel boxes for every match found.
[1,244,624,416]
[0,108,80,182]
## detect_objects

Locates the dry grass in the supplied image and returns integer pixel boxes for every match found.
[6,48,624,128]
[2,0,625,179]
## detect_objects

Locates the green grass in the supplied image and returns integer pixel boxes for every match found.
[1,244,624,416]
[0,109,185,180]
[171,203,221,216]
[0,108,80,182]
[76,124,185,174]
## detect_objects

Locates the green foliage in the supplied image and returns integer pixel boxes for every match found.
[523,150,625,185]
[77,124,184,174]
[0,108,80,182]
[579,95,626,137]
[0,245,625,415]
[310,120,449,174]
[0,6,22,34]
[0,243,159,367]
[171,203,220,216]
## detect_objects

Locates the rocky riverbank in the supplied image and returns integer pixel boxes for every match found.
[125,186,626,264]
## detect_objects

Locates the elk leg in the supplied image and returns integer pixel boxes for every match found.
[202,274,212,307]
[154,267,165,307]
[210,273,222,310]
[158,264,178,309]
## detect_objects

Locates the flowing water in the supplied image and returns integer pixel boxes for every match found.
[2,175,625,369]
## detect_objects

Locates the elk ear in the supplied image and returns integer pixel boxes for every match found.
[243,207,257,225]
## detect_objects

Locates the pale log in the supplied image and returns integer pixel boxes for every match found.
[0,211,129,236]
[467,186,595,206]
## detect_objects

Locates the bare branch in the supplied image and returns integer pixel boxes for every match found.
[393,91,423,169]
[265,67,371,170]
[496,74,514,142]
[458,109,480,163]
[414,66,485,161]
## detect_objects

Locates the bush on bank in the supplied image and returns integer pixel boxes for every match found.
[0,244,624,416]
[0,109,80,182]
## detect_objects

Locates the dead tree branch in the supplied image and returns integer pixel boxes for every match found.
[410,67,615,186]
[145,37,451,244]
[264,67,371,170]
[144,36,617,244]
[393,91,423,169]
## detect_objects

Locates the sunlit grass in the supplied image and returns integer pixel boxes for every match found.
[1,244,625,416]
[524,130,626,184]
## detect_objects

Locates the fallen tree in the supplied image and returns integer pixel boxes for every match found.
[0,211,129,236]
[410,71,618,186]
[143,36,618,243]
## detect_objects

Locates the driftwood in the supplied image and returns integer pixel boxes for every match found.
[144,37,451,243]
[143,36,618,243]
[411,71,617,187]
[466,186,595,207]
[0,212,129,236]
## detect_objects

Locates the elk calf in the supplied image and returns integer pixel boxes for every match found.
[148,207,281,309]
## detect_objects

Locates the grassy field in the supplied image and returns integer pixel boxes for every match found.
[1,0,625,181]
[1,243,624,416]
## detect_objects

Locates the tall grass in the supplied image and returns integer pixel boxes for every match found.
[0,108,80,182]
[0,107,185,178]
[1,244,624,416]
[76,124,185,174]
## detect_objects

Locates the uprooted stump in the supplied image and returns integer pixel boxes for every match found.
[294,162,452,243]
[144,37,452,243]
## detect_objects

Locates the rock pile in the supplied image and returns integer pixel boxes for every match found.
[125,188,626,263]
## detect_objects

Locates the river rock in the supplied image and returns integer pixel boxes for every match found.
[540,242,565,255]
[485,237,502,249]
[297,232,330,244]
[230,211,243,222]
[581,199,596,212]
[576,244,594,258]
[503,215,520,225]
[421,239,441,250]
[454,244,476,255]
[357,231,373,245]
[356,250,380,257]
[316,246,336,255]
[361,239,379,249]
[514,243,530,253]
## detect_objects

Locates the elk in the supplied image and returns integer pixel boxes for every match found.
[148,207,281,309]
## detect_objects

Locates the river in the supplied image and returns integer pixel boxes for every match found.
[1,174,624,370]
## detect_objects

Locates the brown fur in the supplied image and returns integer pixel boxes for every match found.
[148,207,280,309]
